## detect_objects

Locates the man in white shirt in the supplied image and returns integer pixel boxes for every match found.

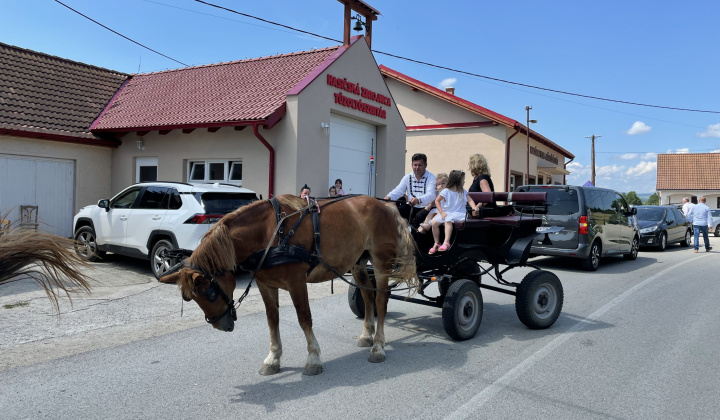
[688,196,714,253]
[385,153,436,228]
[682,197,695,218]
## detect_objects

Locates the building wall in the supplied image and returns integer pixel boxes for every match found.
[0,134,112,210]
[385,78,482,125]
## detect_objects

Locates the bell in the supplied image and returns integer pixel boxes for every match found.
[353,19,364,32]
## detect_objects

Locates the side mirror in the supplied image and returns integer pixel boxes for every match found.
[98,199,110,212]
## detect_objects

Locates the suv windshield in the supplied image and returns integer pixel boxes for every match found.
[517,186,579,215]
[636,207,665,222]
[194,192,257,214]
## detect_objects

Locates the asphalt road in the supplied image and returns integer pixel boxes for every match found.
[1,238,719,419]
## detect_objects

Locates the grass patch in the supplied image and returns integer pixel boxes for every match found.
[3,301,30,309]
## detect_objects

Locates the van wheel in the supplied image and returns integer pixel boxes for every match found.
[658,232,667,252]
[624,236,639,260]
[680,230,691,247]
[580,241,601,271]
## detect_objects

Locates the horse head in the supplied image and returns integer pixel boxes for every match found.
[175,267,238,332]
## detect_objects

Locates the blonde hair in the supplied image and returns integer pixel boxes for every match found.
[436,173,449,184]
[469,154,490,178]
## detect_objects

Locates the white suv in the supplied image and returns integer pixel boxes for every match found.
[73,182,258,279]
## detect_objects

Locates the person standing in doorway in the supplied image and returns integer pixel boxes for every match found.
[334,179,345,196]
[385,153,436,228]
[688,196,713,253]
[299,185,311,199]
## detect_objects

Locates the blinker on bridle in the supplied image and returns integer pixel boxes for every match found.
[186,267,237,324]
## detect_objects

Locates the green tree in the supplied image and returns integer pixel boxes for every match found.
[646,192,660,205]
[623,191,643,206]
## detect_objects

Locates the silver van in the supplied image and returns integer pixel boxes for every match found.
[515,185,639,271]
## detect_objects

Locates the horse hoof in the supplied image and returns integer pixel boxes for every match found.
[303,365,323,376]
[259,364,280,376]
[368,353,386,363]
[357,337,373,347]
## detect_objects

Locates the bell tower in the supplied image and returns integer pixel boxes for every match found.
[337,0,381,48]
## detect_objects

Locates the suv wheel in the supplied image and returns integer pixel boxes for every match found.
[151,239,176,280]
[580,241,601,271]
[74,226,105,262]
[658,232,667,252]
[680,230,691,247]
[715,226,720,237]
[624,236,639,260]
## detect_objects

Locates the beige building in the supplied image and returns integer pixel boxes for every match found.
[91,36,405,200]
[380,66,573,192]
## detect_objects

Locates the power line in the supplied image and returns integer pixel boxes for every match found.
[193,0,720,115]
[53,0,188,67]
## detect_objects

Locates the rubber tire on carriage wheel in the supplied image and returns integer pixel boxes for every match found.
[442,279,483,341]
[624,235,639,260]
[74,226,105,262]
[347,277,377,318]
[580,241,601,271]
[151,240,176,280]
[680,230,691,247]
[657,232,667,252]
[515,270,564,329]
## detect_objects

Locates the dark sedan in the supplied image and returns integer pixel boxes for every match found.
[636,205,692,251]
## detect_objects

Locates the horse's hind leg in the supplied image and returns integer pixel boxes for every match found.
[288,280,323,376]
[351,258,375,347]
[258,284,282,376]
[368,252,393,363]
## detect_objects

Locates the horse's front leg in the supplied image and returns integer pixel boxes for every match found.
[288,280,322,375]
[351,261,375,347]
[257,283,282,375]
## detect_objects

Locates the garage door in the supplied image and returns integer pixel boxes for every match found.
[329,114,376,196]
[0,155,74,237]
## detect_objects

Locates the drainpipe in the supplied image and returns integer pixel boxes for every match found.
[505,128,521,192]
[252,123,275,198]
[563,157,574,185]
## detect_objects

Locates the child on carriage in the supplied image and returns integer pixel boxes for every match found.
[429,170,479,254]
[417,173,448,234]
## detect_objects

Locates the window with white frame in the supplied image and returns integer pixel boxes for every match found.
[187,160,243,185]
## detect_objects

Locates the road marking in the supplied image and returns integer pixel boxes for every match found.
[445,255,708,419]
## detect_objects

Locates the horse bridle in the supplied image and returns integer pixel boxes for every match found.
[184,267,237,324]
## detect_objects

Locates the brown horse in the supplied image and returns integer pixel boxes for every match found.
[161,194,418,376]
[0,226,91,313]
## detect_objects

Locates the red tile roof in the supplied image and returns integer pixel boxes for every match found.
[379,65,574,159]
[657,153,720,190]
[0,42,127,143]
[91,46,344,132]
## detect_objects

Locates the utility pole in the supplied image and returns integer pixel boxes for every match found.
[525,106,537,185]
[585,134,601,186]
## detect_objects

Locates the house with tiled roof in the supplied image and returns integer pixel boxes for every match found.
[657,153,720,209]
[380,65,574,192]
[90,35,406,199]
[0,42,128,237]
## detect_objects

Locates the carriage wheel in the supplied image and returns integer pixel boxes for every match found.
[347,277,377,318]
[515,270,563,329]
[442,279,483,341]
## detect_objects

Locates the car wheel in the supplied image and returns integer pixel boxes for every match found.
[74,226,105,262]
[442,279,483,341]
[151,239,176,280]
[680,230,692,247]
[624,235,639,260]
[715,226,720,237]
[580,241,601,271]
[658,232,667,252]
[515,270,564,329]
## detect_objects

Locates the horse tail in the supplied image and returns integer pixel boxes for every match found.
[385,203,419,294]
[187,222,236,274]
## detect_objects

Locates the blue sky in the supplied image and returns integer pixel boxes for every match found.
[3,0,719,194]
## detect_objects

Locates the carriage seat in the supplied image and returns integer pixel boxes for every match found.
[483,191,547,228]
[454,218,491,230]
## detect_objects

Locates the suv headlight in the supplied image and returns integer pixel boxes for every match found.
[640,225,659,234]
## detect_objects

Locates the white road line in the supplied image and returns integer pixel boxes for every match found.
[445,254,708,420]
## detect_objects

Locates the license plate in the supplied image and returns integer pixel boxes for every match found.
[536,226,553,232]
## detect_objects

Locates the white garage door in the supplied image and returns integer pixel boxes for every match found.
[329,114,376,196]
[0,155,74,237]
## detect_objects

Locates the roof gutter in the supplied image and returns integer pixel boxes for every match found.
[252,122,275,198]
[505,128,521,192]
[563,156,574,185]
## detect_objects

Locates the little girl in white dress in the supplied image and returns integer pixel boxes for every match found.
[429,170,478,254]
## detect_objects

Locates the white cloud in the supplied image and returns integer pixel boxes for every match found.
[619,152,656,160]
[619,153,638,160]
[696,123,720,138]
[665,148,689,154]
[626,121,651,135]
[625,161,657,176]
[437,78,457,89]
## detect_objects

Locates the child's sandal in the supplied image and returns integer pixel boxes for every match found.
[438,241,451,252]
[428,243,440,255]
[418,222,431,234]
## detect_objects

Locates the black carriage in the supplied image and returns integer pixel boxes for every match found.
[348,191,564,341]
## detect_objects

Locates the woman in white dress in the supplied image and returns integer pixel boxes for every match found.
[429,170,479,254]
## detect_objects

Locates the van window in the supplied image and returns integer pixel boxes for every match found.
[612,193,629,214]
[520,187,579,215]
